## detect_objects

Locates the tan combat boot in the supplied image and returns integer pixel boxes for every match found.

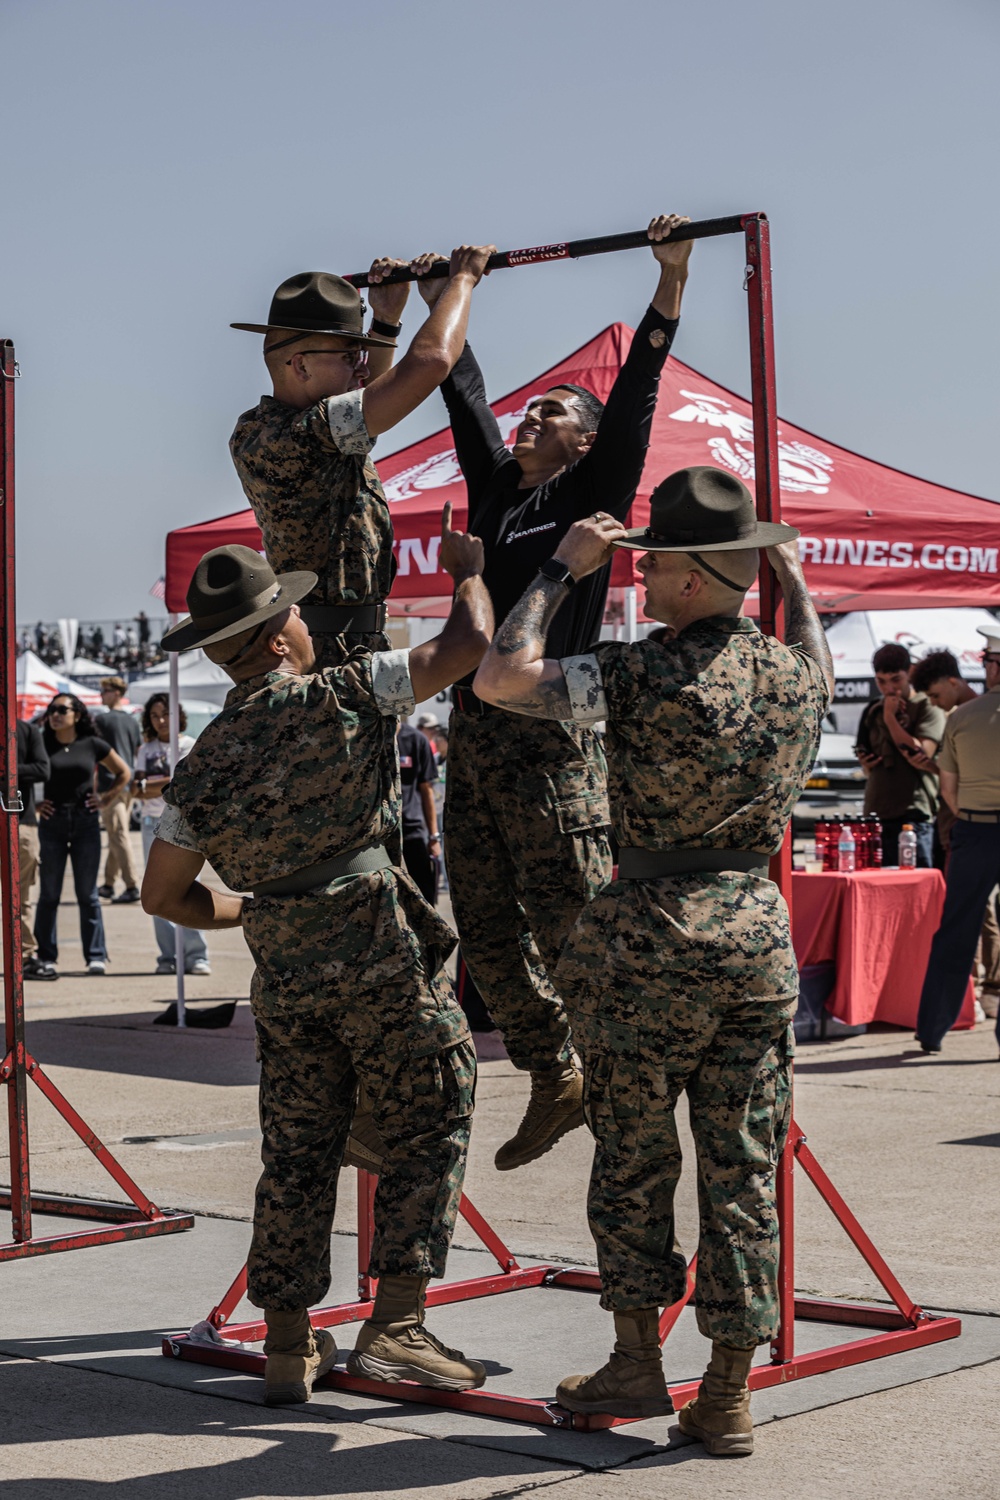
[677,1340,756,1456]
[556,1309,673,1417]
[494,1060,584,1171]
[342,1089,385,1174]
[346,1274,486,1391]
[263,1308,338,1406]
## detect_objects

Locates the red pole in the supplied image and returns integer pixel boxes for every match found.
[0,340,31,1242]
[743,218,796,1362]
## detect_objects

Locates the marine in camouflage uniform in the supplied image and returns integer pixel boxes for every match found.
[147,535,494,1400]
[158,645,474,1306]
[230,384,394,669]
[473,468,832,1445]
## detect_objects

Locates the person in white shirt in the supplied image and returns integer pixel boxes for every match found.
[134,694,210,975]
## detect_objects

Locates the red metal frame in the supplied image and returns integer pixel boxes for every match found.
[0,337,194,1259]
[159,213,961,1425]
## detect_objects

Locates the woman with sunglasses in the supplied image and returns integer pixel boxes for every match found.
[34,694,131,977]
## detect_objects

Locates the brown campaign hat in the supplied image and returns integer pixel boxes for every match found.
[615,466,799,552]
[231,271,395,349]
[161,546,317,654]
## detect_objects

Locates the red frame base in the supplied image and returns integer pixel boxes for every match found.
[161,1126,961,1432]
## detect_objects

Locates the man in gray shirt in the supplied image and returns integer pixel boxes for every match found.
[95,675,142,902]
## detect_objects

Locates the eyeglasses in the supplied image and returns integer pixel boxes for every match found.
[287,347,367,368]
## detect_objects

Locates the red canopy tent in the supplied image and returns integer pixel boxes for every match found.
[166,324,1000,616]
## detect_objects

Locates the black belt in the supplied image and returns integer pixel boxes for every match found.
[254,844,391,898]
[300,603,387,636]
[957,809,1000,824]
[451,684,498,717]
[617,847,772,880]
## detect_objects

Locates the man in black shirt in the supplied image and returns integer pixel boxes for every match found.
[397,719,441,905]
[416,215,693,1170]
[16,718,52,980]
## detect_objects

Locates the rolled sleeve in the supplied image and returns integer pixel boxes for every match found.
[155,804,203,854]
[323,389,374,456]
[563,653,608,724]
[371,648,416,717]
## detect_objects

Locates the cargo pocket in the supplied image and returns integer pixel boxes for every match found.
[578,1013,640,1158]
[402,988,476,1127]
[554,792,611,835]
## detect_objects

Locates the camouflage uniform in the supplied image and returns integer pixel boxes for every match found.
[230,389,392,667]
[444,713,612,1069]
[157,648,475,1310]
[553,618,828,1346]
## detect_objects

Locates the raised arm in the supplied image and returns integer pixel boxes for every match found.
[407,505,495,702]
[571,214,693,519]
[766,541,835,698]
[361,245,495,438]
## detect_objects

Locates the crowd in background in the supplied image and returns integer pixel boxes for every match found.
[17,612,167,673]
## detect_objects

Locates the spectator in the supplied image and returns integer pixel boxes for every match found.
[416,712,447,764]
[16,718,52,981]
[34,694,130,977]
[916,629,1000,1054]
[34,621,45,653]
[113,622,126,648]
[133,693,210,976]
[397,719,441,905]
[855,643,945,865]
[91,624,104,654]
[910,649,1000,1024]
[136,610,150,647]
[95,676,142,903]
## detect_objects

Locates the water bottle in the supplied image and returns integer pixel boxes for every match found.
[850,819,867,870]
[837,823,856,874]
[870,815,883,867]
[899,824,918,869]
[814,818,829,868]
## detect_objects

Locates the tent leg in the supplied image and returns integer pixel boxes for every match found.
[167,639,185,1028]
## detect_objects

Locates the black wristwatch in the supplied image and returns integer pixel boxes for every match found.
[538,557,577,591]
[370,317,402,339]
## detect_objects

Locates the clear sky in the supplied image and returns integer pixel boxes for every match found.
[4,0,998,622]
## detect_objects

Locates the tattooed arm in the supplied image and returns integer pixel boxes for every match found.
[766,540,835,697]
[474,514,626,717]
[473,576,575,717]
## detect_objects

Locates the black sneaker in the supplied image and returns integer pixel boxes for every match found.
[97,885,114,899]
[23,956,58,981]
[112,887,141,904]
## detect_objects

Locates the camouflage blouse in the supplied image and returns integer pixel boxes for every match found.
[158,647,414,891]
[564,617,828,854]
[230,389,393,609]
[554,617,829,1012]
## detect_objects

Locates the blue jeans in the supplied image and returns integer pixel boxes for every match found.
[35,806,108,964]
[917,819,1000,1050]
[141,817,208,968]
[880,816,934,868]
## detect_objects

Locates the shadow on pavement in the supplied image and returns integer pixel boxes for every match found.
[16,1011,259,1087]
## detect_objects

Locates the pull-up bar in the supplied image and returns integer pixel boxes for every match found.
[343,213,752,287]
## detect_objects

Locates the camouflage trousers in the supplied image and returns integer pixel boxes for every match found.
[572,994,794,1346]
[246,913,475,1310]
[444,710,612,1072]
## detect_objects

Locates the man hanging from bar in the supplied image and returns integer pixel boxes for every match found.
[474,469,833,1452]
[230,243,495,668]
[412,215,694,1170]
[142,510,493,1405]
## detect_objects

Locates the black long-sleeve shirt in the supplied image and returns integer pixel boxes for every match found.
[441,306,678,687]
[16,719,50,826]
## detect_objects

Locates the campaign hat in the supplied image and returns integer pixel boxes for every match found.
[231,271,395,348]
[976,625,1000,656]
[615,466,799,552]
[161,546,317,654]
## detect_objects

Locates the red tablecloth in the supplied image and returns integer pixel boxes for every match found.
[792,869,975,1030]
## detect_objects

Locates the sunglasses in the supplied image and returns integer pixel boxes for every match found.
[48,705,73,716]
[288,347,368,369]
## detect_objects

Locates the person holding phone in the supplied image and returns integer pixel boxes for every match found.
[34,694,130,976]
[854,644,945,866]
